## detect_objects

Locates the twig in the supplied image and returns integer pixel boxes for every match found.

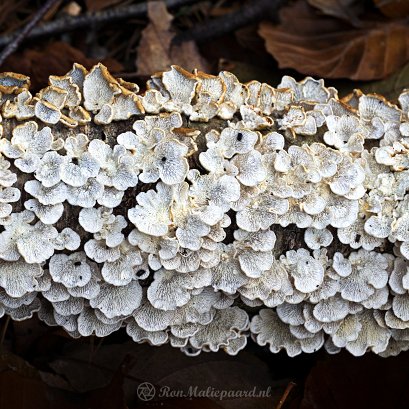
[0,0,199,50]
[173,0,285,45]
[0,316,10,353]
[93,337,105,358]
[275,381,296,409]
[88,336,105,363]
[0,0,59,66]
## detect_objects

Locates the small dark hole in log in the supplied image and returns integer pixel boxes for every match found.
[136,269,145,277]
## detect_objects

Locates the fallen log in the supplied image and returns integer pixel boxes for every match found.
[0,64,407,357]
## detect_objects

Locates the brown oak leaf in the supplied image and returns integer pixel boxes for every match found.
[307,0,363,22]
[373,0,409,18]
[136,1,209,76]
[259,0,409,80]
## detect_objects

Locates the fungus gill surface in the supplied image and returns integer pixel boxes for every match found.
[0,63,408,357]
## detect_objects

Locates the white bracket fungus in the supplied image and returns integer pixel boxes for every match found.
[1,63,409,357]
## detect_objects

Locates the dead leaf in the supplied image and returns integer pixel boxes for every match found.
[85,0,124,12]
[39,371,74,392]
[63,2,82,16]
[0,352,39,378]
[307,0,363,22]
[2,41,123,91]
[39,340,285,409]
[373,0,409,18]
[218,59,284,85]
[84,361,128,409]
[360,61,409,100]
[122,343,285,409]
[259,0,409,80]
[136,1,209,76]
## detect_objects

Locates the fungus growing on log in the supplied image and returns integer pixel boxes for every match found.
[0,63,409,357]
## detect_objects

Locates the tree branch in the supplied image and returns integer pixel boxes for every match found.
[173,0,285,45]
[0,0,199,50]
[0,0,60,66]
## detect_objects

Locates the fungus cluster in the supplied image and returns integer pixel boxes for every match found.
[0,64,409,357]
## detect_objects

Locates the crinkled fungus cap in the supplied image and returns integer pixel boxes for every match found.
[1,63,409,357]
